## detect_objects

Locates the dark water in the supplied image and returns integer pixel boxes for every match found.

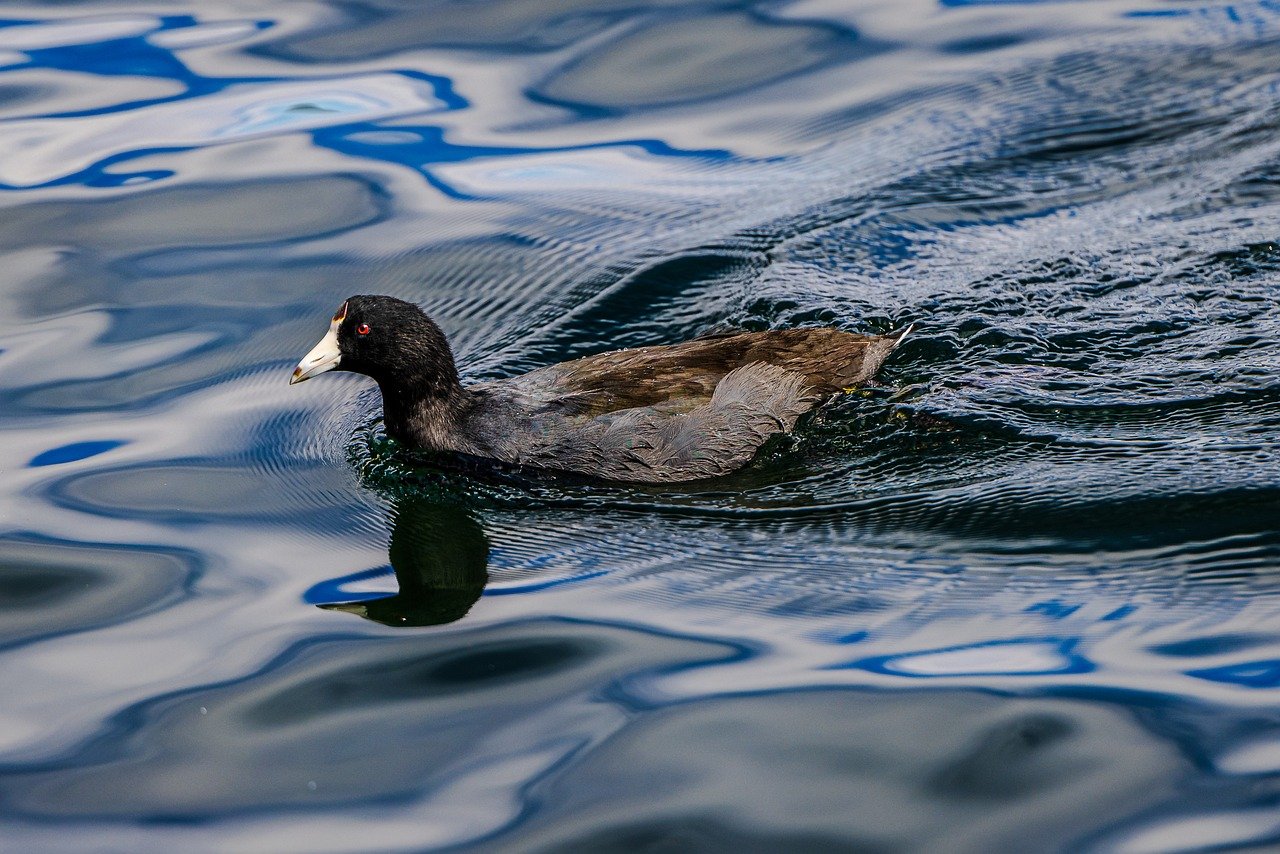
[2,1,1280,850]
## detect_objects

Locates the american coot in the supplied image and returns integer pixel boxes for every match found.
[291,295,912,483]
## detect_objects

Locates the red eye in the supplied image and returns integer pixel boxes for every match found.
[356,323,371,336]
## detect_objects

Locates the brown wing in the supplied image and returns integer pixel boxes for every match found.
[500,328,904,417]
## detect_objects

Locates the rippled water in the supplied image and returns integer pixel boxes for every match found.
[2,1,1280,850]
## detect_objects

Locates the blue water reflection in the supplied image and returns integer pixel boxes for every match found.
[28,439,126,467]
[842,638,1094,678]
[3,0,1280,850]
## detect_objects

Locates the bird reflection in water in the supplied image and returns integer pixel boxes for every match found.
[320,500,489,627]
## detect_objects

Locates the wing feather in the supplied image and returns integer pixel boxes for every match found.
[520,363,821,482]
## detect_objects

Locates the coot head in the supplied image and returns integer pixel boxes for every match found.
[290,295,460,395]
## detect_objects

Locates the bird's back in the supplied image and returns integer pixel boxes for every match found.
[462,326,909,483]
[498,327,903,415]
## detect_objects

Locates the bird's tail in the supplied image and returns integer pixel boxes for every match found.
[887,322,916,352]
[843,322,917,391]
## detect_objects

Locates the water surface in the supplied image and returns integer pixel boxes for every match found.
[2,1,1280,851]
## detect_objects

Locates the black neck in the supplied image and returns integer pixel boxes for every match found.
[378,373,474,449]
